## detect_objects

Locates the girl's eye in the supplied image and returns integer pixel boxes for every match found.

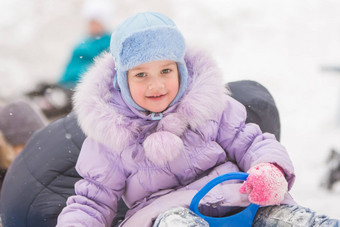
[136,72,146,77]
[161,69,171,74]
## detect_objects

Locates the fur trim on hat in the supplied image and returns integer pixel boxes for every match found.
[117,27,185,71]
[73,47,228,165]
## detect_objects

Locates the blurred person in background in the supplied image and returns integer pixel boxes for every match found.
[57,0,113,88]
[27,0,114,120]
[0,100,47,193]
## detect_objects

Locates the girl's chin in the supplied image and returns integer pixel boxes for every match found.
[143,100,170,113]
[146,107,167,113]
[144,103,168,113]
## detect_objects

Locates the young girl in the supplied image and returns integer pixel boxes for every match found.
[57,12,339,226]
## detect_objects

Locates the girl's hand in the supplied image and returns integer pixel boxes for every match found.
[239,163,288,206]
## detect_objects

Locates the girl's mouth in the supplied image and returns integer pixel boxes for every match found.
[147,94,165,100]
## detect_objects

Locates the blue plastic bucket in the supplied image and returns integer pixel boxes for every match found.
[189,172,259,227]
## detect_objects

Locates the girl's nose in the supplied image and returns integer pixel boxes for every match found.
[148,76,165,91]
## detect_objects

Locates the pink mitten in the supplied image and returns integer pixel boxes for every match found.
[239,163,288,206]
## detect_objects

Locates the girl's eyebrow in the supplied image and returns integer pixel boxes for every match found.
[162,62,176,67]
[161,62,176,68]
[129,62,176,72]
[129,66,145,72]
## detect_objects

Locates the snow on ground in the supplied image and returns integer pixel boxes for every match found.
[1,0,340,219]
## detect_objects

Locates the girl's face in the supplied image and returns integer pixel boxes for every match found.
[127,60,179,113]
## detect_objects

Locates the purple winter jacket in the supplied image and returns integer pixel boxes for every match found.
[57,48,296,227]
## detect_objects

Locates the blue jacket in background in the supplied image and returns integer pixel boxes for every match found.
[58,33,111,88]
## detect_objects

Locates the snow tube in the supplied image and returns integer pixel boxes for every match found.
[190,172,259,227]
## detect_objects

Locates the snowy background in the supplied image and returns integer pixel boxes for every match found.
[1,0,340,219]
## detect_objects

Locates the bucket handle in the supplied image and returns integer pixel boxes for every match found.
[189,172,259,227]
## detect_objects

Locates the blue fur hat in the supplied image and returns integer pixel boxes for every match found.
[110,12,188,111]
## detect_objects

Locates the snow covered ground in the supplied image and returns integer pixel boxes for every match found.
[1,0,340,219]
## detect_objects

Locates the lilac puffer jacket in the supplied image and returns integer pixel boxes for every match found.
[57,48,295,227]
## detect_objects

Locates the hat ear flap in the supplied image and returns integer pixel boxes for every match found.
[113,73,120,90]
